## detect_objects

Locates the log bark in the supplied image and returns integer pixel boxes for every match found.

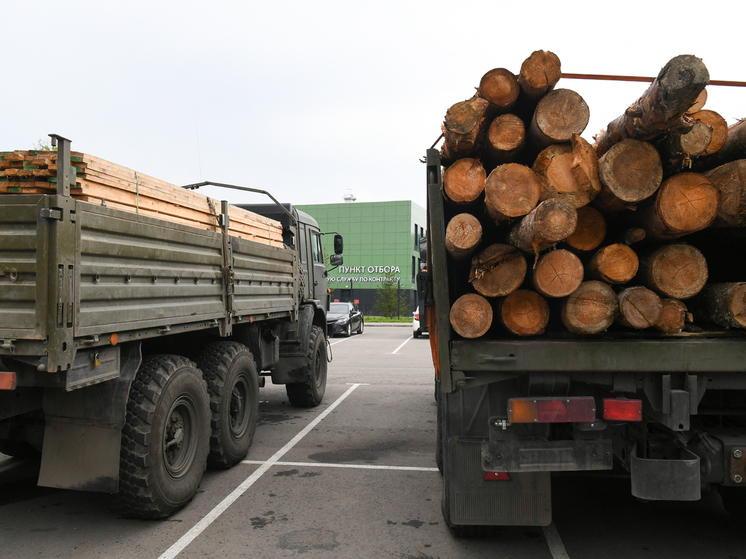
[705,159,746,227]
[477,68,520,113]
[639,243,708,299]
[443,158,486,204]
[499,290,550,336]
[518,50,562,100]
[692,119,746,172]
[594,140,662,212]
[655,298,691,334]
[691,283,746,329]
[587,244,639,285]
[655,120,712,172]
[531,249,584,297]
[532,134,601,208]
[529,89,590,149]
[469,244,527,297]
[441,97,490,162]
[450,293,493,338]
[594,55,710,156]
[635,172,720,240]
[565,206,606,251]
[484,163,540,223]
[561,281,619,334]
[485,114,525,166]
[617,286,663,329]
[445,213,483,260]
[507,198,578,254]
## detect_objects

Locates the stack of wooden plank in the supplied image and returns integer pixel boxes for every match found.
[439,51,746,338]
[0,150,284,248]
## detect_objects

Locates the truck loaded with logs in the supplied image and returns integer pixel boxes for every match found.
[421,51,746,531]
[0,136,343,518]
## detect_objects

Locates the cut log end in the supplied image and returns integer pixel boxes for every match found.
[642,243,708,299]
[655,173,720,236]
[478,68,520,111]
[443,158,486,204]
[532,89,590,147]
[445,213,483,260]
[562,281,619,334]
[597,139,662,204]
[533,135,601,208]
[532,249,584,298]
[565,206,606,251]
[484,163,541,222]
[588,244,639,285]
[500,290,550,336]
[655,298,689,333]
[469,244,527,298]
[617,286,663,330]
[518,50,562,99]
[450,293,493,338]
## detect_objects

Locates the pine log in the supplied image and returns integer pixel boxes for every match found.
[499,290,550,336]
[532,134,601,208]
[518,50,562,100]
[484,163,541,223]
[450,293,493,338]
[655,120,712,173]
[691,110,729,156]
[594,55,710,157]
[441,97,490,162]
[617,286,663,329]
[686,88,708,115]
[561,281,619,334]
[635,172,720,240]
[477,68,520,113]
[507,198,578,254]
[565,206,606,251]
[639,243,708,299]
[529,89,590,150]
[620,228,647,246]
[705,159,746,227]
[445,213,483,260]
[469,244,527,297]
[692,119,746,172]
[485,114,525,166]
[594,140,662,212]
[655,298,691,334]
[443,158,486,204]
[587,244,639,285]
[691,283,746,329]
[531,249,584,298]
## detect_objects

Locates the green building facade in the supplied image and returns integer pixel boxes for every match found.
[296,201,427,316]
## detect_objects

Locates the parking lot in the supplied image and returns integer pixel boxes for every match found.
[2,324,746,558]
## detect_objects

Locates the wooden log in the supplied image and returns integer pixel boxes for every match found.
[587,244,639,285]
[692,119,746,171]
[450,293,493,338]
[594,55,710,157]
[477,68,520,113]
[565,206,606,251]
[561,281,619,334]
[529,89,590,149]
[635,172,720,240]
[639,243,708,299]
[469,244,527,297]
[518,50,562,100]
[691,283,746,329]
[617,286,663,329]
[619,228,647,246]
[507,198,578,254]
[655,298,691,334]
[705,159,746,227]
[686,88,708,115]
[443,158,486,204]
[485,114,525,166]
[655,120,712,173]
[499,290,550,336]
[594,140,662,212]
[532,134,601,208]
[441,97,490,163]
[484,163,541,223]
[531,249,584,298]
[445,213,482,260]
[691,110,729,156]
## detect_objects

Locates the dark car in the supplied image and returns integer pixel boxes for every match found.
[327,302,364,337]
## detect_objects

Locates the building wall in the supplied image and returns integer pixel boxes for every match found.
[296,201,426,316]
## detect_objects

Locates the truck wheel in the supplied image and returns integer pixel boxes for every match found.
[197,342,259,469]
[720,486,746,517]
[286,325,327,407]
[115,355,210,519]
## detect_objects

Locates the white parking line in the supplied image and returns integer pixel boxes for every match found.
[241,459,439,473]
[543,522,571,559]
[391,336,413,354]
[330,337,354,346]
[158,383,363,559]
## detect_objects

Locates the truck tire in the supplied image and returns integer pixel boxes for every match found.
[197,342,259,469]
[115,355,210,519]
[286,325,327,407]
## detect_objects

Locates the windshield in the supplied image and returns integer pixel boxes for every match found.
[330,303,350,313]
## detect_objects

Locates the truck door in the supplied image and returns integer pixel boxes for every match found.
[309,228,329,310]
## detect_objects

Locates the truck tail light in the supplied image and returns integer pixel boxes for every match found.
[484,471,511,481]
[508,396,596,423]
[0,372,17,391]
[603,398,642,421]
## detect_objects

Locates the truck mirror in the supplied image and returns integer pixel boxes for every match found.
[330,254,343,267]
[334,234,344,255]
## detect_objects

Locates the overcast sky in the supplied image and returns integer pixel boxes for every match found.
[4,1,744,209]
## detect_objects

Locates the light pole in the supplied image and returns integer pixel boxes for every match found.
[397,278,400,318]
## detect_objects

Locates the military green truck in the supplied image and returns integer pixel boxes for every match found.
[0,135,342,518]
[421,148,746,531]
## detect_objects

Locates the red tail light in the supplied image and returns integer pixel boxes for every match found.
[484,471,511,481]
[508,396,596,423]
[0,372,17,391]
[414,313,419,321]
[603,398,642,421]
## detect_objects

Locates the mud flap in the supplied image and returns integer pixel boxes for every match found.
[630,444,701,501]
[444,437,552,527]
